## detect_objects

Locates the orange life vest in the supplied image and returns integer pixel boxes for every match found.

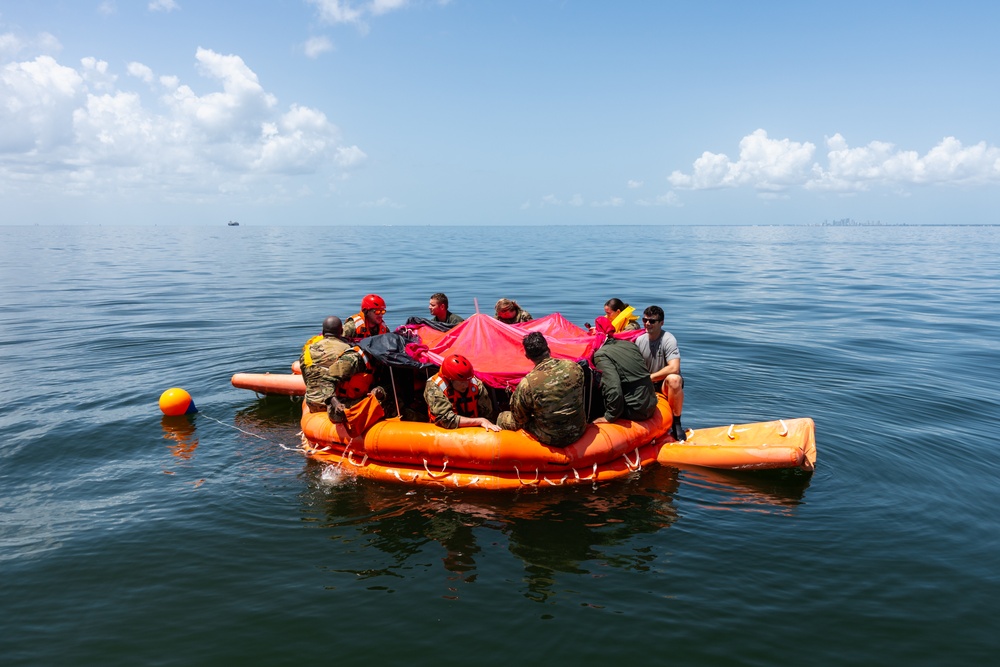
[348,313,389,339]
[335,346,375,400]
[428,373,482,421]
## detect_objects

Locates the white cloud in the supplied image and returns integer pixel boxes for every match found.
[360,196,403,208]
[636,192,682,207]
[303,36,334,59]
[591,197,624,207]
[0,48,364,199]
[671,129,1000,196]
[308,0,412,32]
[627,179,643,189]
[148,0,180,12]
[99,1,117,15]
[669,129,815,192]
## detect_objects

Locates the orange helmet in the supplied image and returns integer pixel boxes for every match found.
[361,294,386,311]
[440,354,474,381]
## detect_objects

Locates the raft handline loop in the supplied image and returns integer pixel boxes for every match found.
[572,463,598,482]
[422,457,451,479]
[778,419,788,436]
[514,466,540,485]
[543,475,568,486]
[727,424,735,440]
[623,449,642,472]
[345,449,368,467]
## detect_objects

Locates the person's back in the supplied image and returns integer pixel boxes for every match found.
[593,335,657,422]
[299,317,352,411]
[509,356,587,446]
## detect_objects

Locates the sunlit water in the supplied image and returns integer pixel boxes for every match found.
[1,224,998,665]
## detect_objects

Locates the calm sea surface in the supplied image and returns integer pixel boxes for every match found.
[1,224,998,666]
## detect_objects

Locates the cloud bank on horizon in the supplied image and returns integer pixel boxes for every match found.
[2,1,1000,224]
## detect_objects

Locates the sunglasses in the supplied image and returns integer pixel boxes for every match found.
[642,317,662,323]
[370,308,387,315]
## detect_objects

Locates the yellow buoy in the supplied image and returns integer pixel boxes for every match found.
[159,387,197,416]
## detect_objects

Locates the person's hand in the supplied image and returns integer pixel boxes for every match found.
[593,416,609,424]
[478,418,501,432]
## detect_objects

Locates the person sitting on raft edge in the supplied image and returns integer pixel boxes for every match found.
[424,354,499,431]
[591,316,658,424]
[496,332,587,447]
[494,298,532,325]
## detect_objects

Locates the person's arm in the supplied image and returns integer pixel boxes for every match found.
[424,380,461,429]
[594,353,623,422]
[498,382,531,431]
[650,357,680,383]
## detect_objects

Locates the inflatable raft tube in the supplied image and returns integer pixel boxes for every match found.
[231,372,305,396]
[657,418,816,471]
[301,395,674,473]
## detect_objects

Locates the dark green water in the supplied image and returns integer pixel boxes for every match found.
[2,224,998,665]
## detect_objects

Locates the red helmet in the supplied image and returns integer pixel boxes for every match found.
[440,354,474,381]
[361,294,386,311]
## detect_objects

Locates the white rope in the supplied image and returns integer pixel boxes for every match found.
[623,449,642,472]
[542,474,568,486]
[198,414,301,451]
[778,419,788,436]
[422,457,451,478]
[514,466,540,485]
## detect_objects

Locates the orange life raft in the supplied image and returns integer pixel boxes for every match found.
[295,393,816,491]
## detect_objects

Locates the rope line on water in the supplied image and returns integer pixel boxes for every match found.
[197,413,307,453]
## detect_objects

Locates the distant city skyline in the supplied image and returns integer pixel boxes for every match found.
[3,1,1000,226]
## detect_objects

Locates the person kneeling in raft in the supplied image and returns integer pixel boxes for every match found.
[424,354,499,431]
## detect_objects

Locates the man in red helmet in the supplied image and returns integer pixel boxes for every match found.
[424,354,499,431]
[344,294,390,340]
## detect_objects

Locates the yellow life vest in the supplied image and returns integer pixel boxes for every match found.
[300,334,325,368]
[611,306,638,332]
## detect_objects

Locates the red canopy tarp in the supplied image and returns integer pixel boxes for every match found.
[405,313,629,389]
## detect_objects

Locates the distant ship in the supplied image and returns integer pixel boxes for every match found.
[227,220,240,226]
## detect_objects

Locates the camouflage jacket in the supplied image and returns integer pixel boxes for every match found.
[298,335,351,407]
[497,357,586,447]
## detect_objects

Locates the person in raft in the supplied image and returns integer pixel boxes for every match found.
[424,354,499,431]
[343,293,390,340]
[428,292,464,326]
[635,305,686,441]
[299,316,384,421]
[299,316,352,414]
[494,298,533,325]
[497,332,587,447]
[589,298,641,332]
[591,316,658,424]
[324,336,386,423]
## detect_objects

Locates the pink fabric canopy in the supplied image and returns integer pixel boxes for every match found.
[404,313,639,389]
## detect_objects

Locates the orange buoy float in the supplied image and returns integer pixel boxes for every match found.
[159,387,198,416]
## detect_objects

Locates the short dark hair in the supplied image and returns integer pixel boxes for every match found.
[322,315,343,337]
[604,298,628,312]
[430,292,448,308]
[643,305,664,321]
[522,332,550,362]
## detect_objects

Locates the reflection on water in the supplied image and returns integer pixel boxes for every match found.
[676,465,813,516]
[160,415,199,460]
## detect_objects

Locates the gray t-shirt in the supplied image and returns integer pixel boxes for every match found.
[635,331,680,374]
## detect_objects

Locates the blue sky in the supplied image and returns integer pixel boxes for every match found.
[2,0,999,225]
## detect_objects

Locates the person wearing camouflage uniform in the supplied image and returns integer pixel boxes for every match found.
[299,316,352,413]
[494,298,532,325]
[591,316,657,423]
[424,354,498,430]
[497,332,587,447]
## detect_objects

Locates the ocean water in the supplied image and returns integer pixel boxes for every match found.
[1,223,998,666]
